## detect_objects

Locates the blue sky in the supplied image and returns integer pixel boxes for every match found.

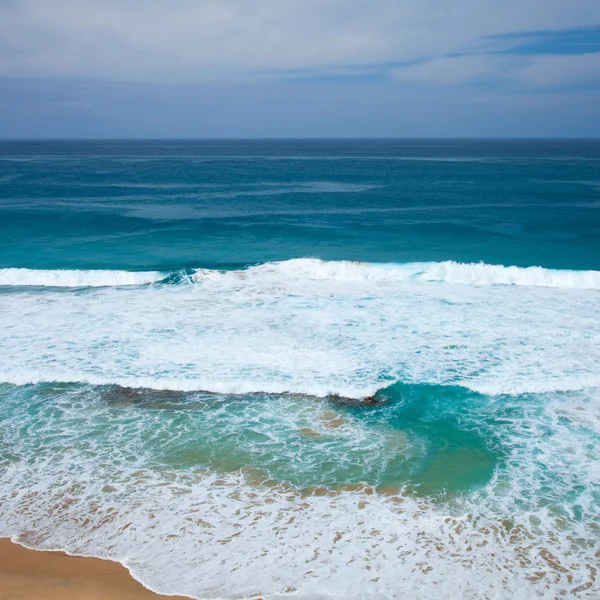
[0,1,599,137]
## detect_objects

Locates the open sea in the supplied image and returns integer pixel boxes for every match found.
[0,139,599,599]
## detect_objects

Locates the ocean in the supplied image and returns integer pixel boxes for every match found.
[0,139,599,599]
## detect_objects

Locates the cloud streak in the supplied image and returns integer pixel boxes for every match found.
[1,1,599,137]
[393,52,600,88]
[0,0,599,83]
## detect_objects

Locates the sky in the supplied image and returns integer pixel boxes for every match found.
[1,0,600,138]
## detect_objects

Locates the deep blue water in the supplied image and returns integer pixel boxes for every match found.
[1,139,599,271]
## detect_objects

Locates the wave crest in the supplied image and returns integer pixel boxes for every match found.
[0,268,165,287]
[193,258,600,290]
[416,260,600,289]
[1,260,599,290]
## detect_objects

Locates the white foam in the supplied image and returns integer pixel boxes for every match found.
[0,259,598,398]
[0,268,165,287]
[417,260,600,289]
[0,372,370,399]
[1,260,598,291]
[5,472,579,600]
[193,258,600,290]
[1,383,599,600]
[468,375,600,396]
[1,253,600,599]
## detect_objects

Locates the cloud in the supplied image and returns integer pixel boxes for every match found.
[393,55,520,85]
[517,52,600,87]
[0,0,599,82]
[1,0,600,138]
[393,51,600,88]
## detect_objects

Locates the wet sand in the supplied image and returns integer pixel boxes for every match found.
[0,538,190,600]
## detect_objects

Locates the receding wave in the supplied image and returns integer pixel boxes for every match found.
[2,370,599,399]
[2,379,600,599]
[0,268,166,287]
[0,371,377,399]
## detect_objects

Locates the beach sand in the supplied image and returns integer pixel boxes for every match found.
[0,538,190,600]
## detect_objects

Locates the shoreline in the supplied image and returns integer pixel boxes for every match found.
[0,538,190,600]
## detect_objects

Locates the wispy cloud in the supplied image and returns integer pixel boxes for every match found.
[1,1,599,137]
[517,52,600,87]
[0,0,599,83]
[488,26,600,56]
[393,51,600,89]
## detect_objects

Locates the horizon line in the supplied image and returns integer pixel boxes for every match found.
[1,136,600,141]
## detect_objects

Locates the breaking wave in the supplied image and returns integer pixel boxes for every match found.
[0,257,598,400]
[1,259,598,290]
[193,259,600,290]
[0,268,165,287]
[0,371,373,399]
[1,371,599,400]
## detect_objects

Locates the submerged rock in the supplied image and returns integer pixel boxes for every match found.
[299,427,323,439]
[326,393,387,406]
[103,386,186,406]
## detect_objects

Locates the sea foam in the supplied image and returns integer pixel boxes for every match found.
[193,259,600,290]
[1,384,599,599]
[0,268,165,287]
[0,260,599,290]
[0,259,598,398]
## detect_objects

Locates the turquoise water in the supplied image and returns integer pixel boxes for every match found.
[2,139,600,271]
[0,140,599,599]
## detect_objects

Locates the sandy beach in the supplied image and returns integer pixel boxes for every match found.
[0,539,189,600]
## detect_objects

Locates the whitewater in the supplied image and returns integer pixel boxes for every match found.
[3,259,600,289]
[1,139,600,600]
[0,258,599,598]
[0,259,598,399]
